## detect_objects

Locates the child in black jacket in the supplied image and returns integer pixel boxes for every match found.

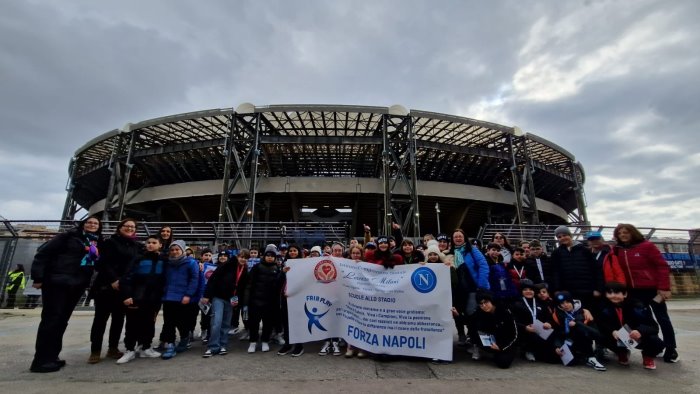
[245,244,284,353]
[597,282,664,370]
[510,279,558,363]
[474,291,518,369]
[117,236,166,364]
[551,291,606,371]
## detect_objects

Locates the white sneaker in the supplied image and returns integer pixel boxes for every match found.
[525,352,536,362]
[471,345,481,360]
[261,342,270,352]
[318,341,331,356]
[248,343,257,353]
[116,350,137,364]
[140,348,161,358]
[586,357,607,371]
[274,333,286,345]
[332,341,341,356]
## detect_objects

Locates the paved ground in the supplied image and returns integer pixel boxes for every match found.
[1,299,699,394]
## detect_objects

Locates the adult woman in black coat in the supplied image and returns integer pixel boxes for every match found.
[30,216,102,373]
[88,218,141,363]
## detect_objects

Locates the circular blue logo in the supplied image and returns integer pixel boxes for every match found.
[411,267,437,293]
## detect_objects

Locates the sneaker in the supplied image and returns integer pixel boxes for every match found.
[278,344,293,355]
[525,352,536,362]
[87,352,101,364]
[643,356,657,370]
[261,342,270,352]
[154,342,165,352]
[318,341,331,356]
[202,349,214,358]
[457,334,467,346]
[219,347,228,355]
[471,345,481,361]
[586,357,607,371]
[201,330,208,342]
[106,347,123,359]
[248,343,257,353]
[140,348,161,358]
[663,348,679,363]
[617,350,630,366]
[229,327,242,335]
[332,341,341,356]
[356,351,367,359]
[338,338,347,347]
[161,343,176,360]
[116,350,137,364]
[273,333,286,346]
[345,349,355,358]
[291,344,305,357]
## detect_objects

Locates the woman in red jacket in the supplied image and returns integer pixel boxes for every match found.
[613,223,678,363]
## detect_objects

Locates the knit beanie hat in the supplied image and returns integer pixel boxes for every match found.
[554,226,572,237]
[376,236,389,245]
[426,239,439,248]
[310,246,323,255]
[169,240,187,253]
[425,245,445,262]
[555,291,574,304]
[264,244,278,256]
[519,278,536,291]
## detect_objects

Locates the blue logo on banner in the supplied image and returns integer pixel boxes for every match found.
[304,303,329,334]
[411,267,437,293]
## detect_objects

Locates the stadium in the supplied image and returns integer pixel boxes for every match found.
[63,104,588,239]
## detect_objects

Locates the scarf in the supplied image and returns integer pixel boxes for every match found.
[454,245,465,268]
[81,232,100,267]
[563,310,575,334]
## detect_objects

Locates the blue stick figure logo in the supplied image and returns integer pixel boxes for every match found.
[411,267,437,293]
[304,303,329,334]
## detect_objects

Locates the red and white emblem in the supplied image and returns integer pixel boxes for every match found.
[314,259,338,283]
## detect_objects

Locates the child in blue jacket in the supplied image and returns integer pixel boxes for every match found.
[160,240,199,359]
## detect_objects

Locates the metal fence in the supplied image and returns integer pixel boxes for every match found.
[0,219,349,308]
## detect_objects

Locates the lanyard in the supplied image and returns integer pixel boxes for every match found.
[513,264,525,279]
[523,297,537,323]
[233,264,245,295]
[615,307,624,326]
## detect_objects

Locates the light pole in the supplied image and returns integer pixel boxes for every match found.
[435,202,441,234]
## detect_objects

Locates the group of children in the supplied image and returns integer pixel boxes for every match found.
[96,225,673,374]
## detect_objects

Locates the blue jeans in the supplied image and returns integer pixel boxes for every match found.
[208,297,233,352]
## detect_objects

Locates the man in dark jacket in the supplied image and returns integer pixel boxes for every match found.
[550,226,602,311]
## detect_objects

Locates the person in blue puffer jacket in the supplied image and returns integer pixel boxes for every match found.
[160,240,199,359]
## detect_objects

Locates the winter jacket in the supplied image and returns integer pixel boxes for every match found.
[400,250,425,265]
[510,297,552,330]
[475,306,518,351]
[614,241,670,291]
[551,307,600,348]
[487,263,518,300]
[551,243,602,295]
[162,256,200,302]
[93,234,141,289]
[602,252,626,286]
[31,228,99,287]
[454,246,490,292]
[597,298,659,341]
[245,261,284,309]
[524,254,553,285]
[204,262,249,302]
[120,251,166,306]
[509,259,528,289]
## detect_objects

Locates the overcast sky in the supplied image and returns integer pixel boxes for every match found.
[1,0,698,229]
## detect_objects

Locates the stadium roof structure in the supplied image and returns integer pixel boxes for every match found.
[63,104,588,237]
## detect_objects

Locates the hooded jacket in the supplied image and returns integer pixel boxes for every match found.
[245,260,284,309]
[551,242,602,295]
[120,250,166,305]
[162,255,200,302]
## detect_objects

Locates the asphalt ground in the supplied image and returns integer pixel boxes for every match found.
[1,299,699,394]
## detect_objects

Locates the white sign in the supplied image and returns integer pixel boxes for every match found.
[286,257,454,361]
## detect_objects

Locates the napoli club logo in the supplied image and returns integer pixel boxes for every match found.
[314,259,338,283]
[411,266,437,293]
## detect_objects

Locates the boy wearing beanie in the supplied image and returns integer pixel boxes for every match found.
[551,291,605,371]
[245,244,284,353]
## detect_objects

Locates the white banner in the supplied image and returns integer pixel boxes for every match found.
[286,257,454,361]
